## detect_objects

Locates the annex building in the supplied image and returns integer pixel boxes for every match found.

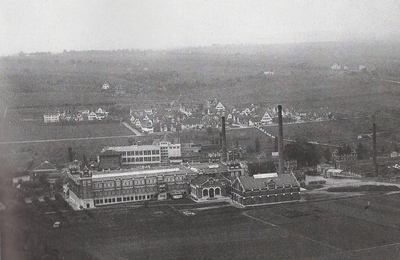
[230,173,300,207]
[67,164,197,209]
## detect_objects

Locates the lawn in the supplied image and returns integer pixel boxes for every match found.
[8,192,400,259]
[2,121,133,142]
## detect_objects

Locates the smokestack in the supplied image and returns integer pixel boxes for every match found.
[372,115,378,176]
[221,116,227,162]
[278,105,284,175]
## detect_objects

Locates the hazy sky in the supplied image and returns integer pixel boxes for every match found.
[1,0,399,55]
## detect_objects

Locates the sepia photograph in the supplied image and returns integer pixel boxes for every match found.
[1,0,400,259]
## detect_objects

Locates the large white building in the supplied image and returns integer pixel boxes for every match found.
[103,139,182,166]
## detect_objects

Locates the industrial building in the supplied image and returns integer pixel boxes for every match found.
[67,164,196,209]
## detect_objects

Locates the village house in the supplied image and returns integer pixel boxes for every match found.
[31,160,61,183]
[43,113,60,123]
[260,110,273,125]
[115,84,126,95]
[264,70,275,76]
[101,83,110,90]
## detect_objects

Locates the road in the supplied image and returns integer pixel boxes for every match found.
[121,121,143,136]
[0,134,138,145]
[381,78,400,85]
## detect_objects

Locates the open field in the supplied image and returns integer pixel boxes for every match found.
[261,116,400,147]
[5,192,400,259]
[0,122,139,167]
[1,121,134,142]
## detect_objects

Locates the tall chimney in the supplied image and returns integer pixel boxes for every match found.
[372,115,378,176]
[278,105,284,174]
[221,116,227,162]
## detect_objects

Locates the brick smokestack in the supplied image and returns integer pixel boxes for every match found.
[278,105,284,175]
[221,116,227,162]
[372,115,378,176]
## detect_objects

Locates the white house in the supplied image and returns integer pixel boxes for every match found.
[331,63,341,70]
[88,112,98,121]
[264,70,275,75]
[96,108,108,115]
[102,83,110,90]
[359,65,367,71]
[215,102,225,112]
[260,111,273,125]
[43,113,60,123]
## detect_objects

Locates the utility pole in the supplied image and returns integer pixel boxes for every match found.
[372,115,378,176]
[278,105,284,175]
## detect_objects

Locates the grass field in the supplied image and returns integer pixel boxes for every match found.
[5,192,400,259]
[0,122,137,167]
[2,121,133,142]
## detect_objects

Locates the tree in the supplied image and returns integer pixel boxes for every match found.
[254,138,260,153]
[82,153,88,167]
[128,137,136,145]
[273,137,278,152]
[324,147,332,162]
[356,142,367,160]
[68,147,73,162]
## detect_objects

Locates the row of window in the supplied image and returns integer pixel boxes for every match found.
[123,150,160,156]
[91,176,186,189]
[122,157,160,163]
[94,194,154,204]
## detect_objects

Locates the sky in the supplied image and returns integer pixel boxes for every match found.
[1,0,400,55]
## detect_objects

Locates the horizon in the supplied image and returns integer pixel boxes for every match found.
[2,0,400,56]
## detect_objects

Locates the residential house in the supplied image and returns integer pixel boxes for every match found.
[13,175,31,186]
[43,113,60,123]
[215,102,226,113]
[31,160,60,182]
[260,111,273,125]
[115,84,126,95]
[331,63,341,70]
[102,83,110,90]
[88,112,98,121]
[264,70,275,76]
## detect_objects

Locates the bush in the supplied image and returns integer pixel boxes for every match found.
[327,185,400,192]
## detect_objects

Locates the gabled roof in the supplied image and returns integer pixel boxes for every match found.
[237,173,298,191]
[32,161,57,173]
[191,174,225,186]
[100,150,121,156]
[191,175,212,186]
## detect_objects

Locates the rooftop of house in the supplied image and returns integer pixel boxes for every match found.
[238,173,299,190]
[32,161,57,172]
[105,144,160,152]
[70,165,195,180]
[191,174,225,186]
